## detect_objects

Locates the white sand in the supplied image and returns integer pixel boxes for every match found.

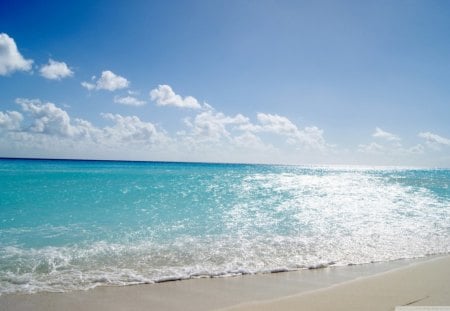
[222,255,450,311]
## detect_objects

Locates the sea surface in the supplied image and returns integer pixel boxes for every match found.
[0,158,449,295]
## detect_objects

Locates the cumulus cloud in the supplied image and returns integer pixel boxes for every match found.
[372,127,400,141]
[0,111,23,131]
[101,113,168,144]
[256,113,299,135]
[233,131,261,146]
[183,109,249,142]
[39,59,73,80]
[0,33,33,75]
[1,98,163,149]
[248,113,328,150]
[81,70,129,91]
[16,98,76,137]
[418,132,450,148]
[176,107,280,163]
[97,71,129,90]
[179,106,330,156]
[150,84,201,109]
[114,95,146,107]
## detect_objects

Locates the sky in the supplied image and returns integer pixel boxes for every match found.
[1,0,450,166]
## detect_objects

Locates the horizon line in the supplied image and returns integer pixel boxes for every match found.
[0,156,447,170]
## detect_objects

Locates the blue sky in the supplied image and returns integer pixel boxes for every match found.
[1,0,450,166]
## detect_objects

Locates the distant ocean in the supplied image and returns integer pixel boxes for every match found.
[0,158,449,295]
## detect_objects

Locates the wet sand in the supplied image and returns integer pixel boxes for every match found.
[1,255,449,311]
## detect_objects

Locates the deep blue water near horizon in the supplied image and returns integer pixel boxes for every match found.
[0,158,449,295]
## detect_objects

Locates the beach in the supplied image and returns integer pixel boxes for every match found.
[2,1,450,309]
[1,160,449,310]
[226,255,450,311]
[1,255,449,311]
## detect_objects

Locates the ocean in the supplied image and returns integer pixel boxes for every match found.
[0,158,449,295]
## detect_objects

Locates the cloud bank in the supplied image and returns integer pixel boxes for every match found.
[1,47,449,168]
[0,96,332,164]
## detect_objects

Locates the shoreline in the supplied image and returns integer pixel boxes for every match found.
[1,255,449,311]
[222,254,450,311]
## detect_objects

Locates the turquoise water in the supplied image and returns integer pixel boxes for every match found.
[0,159,449,294]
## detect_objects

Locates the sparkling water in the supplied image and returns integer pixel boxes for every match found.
[0,159,449,294]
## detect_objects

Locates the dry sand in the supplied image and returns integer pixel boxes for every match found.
[1,255,449,311]
[223,255,450,311]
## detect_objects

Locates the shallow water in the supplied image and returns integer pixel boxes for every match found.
[1,159,449,294]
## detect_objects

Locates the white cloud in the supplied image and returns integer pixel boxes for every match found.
[1,99,168,156]
[39,59,73,80]
[418,132,450,148]
[13,98,167,145]
[97,71,129,91]
[183,109,249,142]
[114,95,146,107]
[150,84,201,109]
[0,111,23,131]
[16,98,76,137]
[256,113,299,135]
[252,113,328,150]
[101,113,168,144]
[81,70,129,91]
[71,118,102,142]
[11,98,103,143]
[177,108,280,163]
[372,127,400,141]
[178,107,330,161]
[0,33,33,75]
[233,131,268,150]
